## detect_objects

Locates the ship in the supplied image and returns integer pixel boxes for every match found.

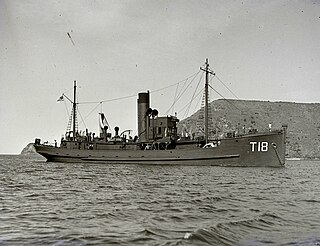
[34,59,287,167]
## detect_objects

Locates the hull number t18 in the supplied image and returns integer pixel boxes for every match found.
[250,142,268,152]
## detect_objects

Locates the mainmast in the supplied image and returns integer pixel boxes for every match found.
[200,59,215,143]
[72,80,77,139]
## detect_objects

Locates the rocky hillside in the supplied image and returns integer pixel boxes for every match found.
[20,143,38,155]
[178,99,320,159]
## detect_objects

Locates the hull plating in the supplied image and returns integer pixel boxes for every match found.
[35,131,286,167]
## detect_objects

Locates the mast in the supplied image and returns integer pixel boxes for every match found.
[204,59,209,143]
[200,59,215,143]
[73,80,77,139]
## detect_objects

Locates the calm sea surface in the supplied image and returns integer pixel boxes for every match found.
[0,155,319,246]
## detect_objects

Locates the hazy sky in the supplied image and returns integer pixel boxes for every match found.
[1,0,319,154]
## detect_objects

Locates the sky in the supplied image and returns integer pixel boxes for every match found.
[0,0,319,154]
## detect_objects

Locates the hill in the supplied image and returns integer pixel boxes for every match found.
[178,99,320,159]
[20,143,38,155]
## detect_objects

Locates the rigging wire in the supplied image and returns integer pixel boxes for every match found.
[174,71,202,103]
[57,66,265,133]
[183,72,204,118]
[76,104,87,130]
[208,84,242,112]
[79,94,137,105]
[82,102,103,123]
[172,80,180,116]
[208,83,267,130]
[165,71,201,115]
[170,77,189,115]
[180,89,204,119]
[152,80,185,95]
[215,75,240,99]
[77,71,202,106]
[150,71,201,94]
[61,86,74,97]
[63,99,70,126]
[70,71,201,128]
[175,78,189,102]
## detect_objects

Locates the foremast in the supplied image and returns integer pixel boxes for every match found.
[65,80,78,140]
[72,80,77,140]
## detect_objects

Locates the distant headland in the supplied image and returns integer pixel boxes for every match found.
[21,143,39,156]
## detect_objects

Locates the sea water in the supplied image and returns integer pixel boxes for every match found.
[0,155,319,245]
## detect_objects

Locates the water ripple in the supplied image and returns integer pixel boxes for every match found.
[0,156,320,245]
